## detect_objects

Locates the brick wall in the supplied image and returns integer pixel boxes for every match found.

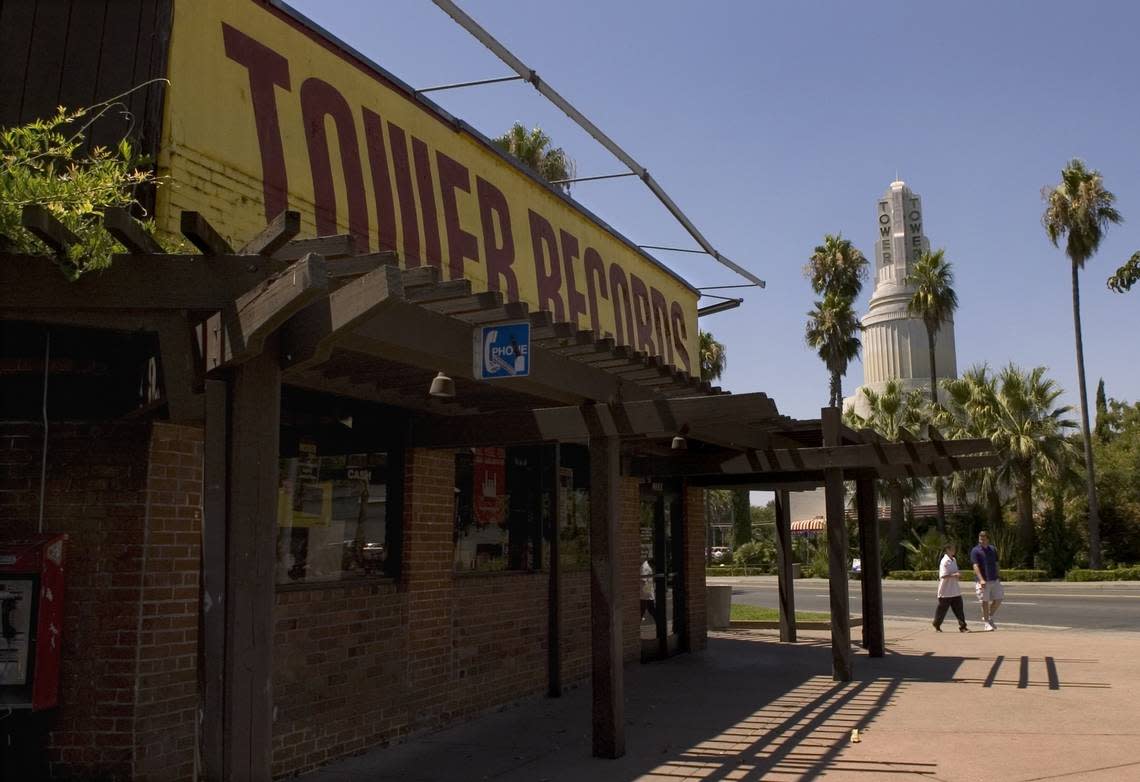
[683,485,707,652]
[620,476,641,663]
[271,581,408,777]
[0,421,202,781]
[133,424,203,781]
[450,572,548,718]
[559,569,590,684]
[271,448,565,778]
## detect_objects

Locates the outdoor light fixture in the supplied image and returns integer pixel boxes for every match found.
[429,371,455,398]
[671,434,687,451]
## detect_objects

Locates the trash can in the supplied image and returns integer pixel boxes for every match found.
[791,563,802,579]
[707,584,732,630]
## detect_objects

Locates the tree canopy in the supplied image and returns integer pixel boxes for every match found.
[491,123,576,193]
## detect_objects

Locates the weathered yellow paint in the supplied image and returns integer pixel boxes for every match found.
[158,0,699,374]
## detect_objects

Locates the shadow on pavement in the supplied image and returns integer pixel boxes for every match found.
[301,631,1108,781]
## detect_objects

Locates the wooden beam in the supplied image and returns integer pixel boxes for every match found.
[206,254,328,370]
[823,407,852,682]
[548,443,562,698]
[422,290,501,316]
[103,207,164,254]
[199,379,228,781]
[272,233,355,260]
[629,438,995,477]
[454,301,529,325]
[410,393,782,448]
[326,251,398,278]
[280,263,404,371]
[339,301,659,406]
[222,343,280,780]
[181,211,234,255]
[589,435,624,758]
[857,453,999,480]
[156,313,204,422]
[856,477,884,657]
[0,253,293,311]
[774,489,797,643]
[406,278,471,304]
[21,205,78,254]
[239,210,301,256]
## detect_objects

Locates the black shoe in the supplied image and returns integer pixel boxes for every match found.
[959,625,969,633]
[932,622,942,632]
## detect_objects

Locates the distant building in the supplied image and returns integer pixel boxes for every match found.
[846,180,957,414]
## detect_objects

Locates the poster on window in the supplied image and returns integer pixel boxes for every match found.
[0,578,34,687]
[473,447,506,526]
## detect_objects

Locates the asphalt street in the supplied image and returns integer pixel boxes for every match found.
[713,576,1140,631]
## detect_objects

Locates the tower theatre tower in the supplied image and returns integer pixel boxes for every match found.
[849,180,957,412]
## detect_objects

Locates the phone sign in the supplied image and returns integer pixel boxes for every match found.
[475,323,530,380]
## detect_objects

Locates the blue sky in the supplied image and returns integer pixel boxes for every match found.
[288,0,1140,423]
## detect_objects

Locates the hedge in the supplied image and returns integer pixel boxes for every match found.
[886,569,1048,582]
[706,566,774,577]
[1064,567,1140,582]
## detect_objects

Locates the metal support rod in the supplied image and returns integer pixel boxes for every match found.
[637,245,708,255]
[698,283,763,291]
[414,74,524,94]
[550,172,638,185]
[431,0,766,289]
[697,298,743,317]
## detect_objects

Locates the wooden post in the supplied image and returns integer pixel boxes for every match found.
[589,435,624,759]
[222,342,281,781]
[773,489,797,643]
[200,378,227,781]
[822,407,852,682]
[856,478,885,657]
[548,443,562,697]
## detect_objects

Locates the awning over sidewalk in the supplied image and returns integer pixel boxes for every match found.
[791,517,826,537]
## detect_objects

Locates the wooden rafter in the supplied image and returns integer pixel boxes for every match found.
[205,254,328,371]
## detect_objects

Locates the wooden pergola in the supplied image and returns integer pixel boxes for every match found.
[2,206,998,780]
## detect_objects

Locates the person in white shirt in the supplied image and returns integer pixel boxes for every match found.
[640,559,656,621]
[933,543,969,632]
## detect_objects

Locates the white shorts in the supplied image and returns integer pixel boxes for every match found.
[975,580,1005,602]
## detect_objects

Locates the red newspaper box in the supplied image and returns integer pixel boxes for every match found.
[0,534,66,711]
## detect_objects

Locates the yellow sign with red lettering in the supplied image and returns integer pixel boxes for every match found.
[157,0,698,375]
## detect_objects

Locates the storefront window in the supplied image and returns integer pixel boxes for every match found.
[277,444,392,584]
[556,444,590,569]
[454,445,551,572]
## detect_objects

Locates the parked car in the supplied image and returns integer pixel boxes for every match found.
[711,546,731,564]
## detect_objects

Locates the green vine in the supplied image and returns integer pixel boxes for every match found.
[0,89,169,278]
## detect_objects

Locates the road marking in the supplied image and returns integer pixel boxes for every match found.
[998,601,1037,606]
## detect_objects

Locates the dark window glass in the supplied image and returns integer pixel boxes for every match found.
[454,445,552,572]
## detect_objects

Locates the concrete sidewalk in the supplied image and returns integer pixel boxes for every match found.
[299,622,1140,781]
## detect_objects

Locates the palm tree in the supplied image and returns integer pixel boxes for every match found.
[1108,251,1139,293]
[1042,159,1122,569]
[805,293,862,408]
[492,123,576,192]
[937,367,1005,528]
[699,330,727,382]
[907,249,959,532]
[907,250,959,406]
[845,380,928,569]
[985,366,1078,564]
[803,234,869,299]
[938,365,1078,565]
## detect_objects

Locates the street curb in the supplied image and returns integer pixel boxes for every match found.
[729,617,864,630]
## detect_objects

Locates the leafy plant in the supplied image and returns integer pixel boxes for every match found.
[900,527,947,571]
[0,97,165,277]
[733,540,775,570]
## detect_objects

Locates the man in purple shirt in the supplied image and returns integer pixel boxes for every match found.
[970,530,1004,631]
